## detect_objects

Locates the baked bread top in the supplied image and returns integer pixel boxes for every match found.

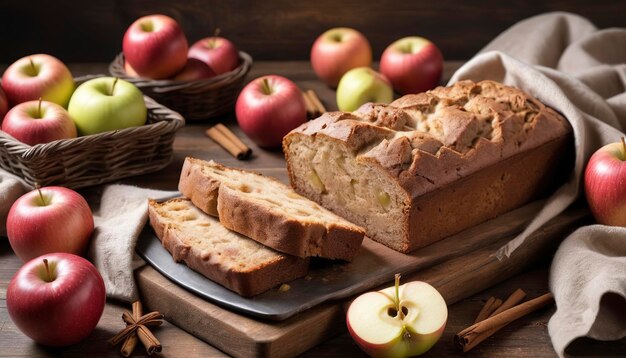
[285,80,572,199]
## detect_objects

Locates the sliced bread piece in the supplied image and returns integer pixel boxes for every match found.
[148,198,309,297]
[178,157,365,261]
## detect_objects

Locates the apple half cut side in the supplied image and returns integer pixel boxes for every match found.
[347,278,447,357]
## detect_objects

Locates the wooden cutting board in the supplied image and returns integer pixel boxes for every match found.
[135,202,589,358]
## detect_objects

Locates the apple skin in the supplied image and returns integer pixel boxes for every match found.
[380,37,443,95]
[188,36,240,75]
[310,27,372,88]
[0,85,8,119]
[124,60,140,78]
[7,186,94,262]
[68,77,147,136]
[1,54,75,107]
[7,253,106,346]
[236,75,306,148]
[173,58,217,81]
[1,100,77,146]
[123,14,189,79]
[336,67,394,112]
[347,281,447,358]
[584,140,626,226]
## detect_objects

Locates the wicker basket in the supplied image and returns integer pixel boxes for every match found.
[0,87,185,189]
[109,51,252,121]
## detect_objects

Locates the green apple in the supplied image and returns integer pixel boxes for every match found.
[347,275,447,357]
[68,77,147,136]
[336,67,393,112]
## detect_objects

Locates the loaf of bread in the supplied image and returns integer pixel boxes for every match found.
[283,80,573,253]
[148,198,309,297]
[178,157,365,261]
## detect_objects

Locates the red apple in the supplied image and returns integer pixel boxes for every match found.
[123,14,188,79]
[7,186,94,262]
[310,27,372,88]
[347,275,447,357]
[380,36,444,95]
[7,253,106,346]
[236,75,306,148]
[584,138,626,226]
[188,35,239,75]
[173,58,217,81]
[0,85,8,119]
[1,99,77,145]
[1,54,75,107]
[124,60,140,78]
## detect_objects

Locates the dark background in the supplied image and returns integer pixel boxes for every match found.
[0,0,624,63]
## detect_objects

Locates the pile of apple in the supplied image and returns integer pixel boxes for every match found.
[5,186,105,347]
[122,14,240,81]
[310,27,444,111]
[0,54,147,146]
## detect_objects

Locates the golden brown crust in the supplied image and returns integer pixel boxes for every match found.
[147,198,309,297]
[178,158,221,216]
[284,80,574,252]
[178,157,365,261]
[217,185,362,260]
[287,80,571,199]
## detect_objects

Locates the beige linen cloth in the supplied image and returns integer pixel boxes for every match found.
[449,12,626,356]
[0,11,624,355]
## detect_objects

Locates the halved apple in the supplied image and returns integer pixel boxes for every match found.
[347,275,447,357]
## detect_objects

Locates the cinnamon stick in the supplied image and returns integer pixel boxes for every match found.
[489,288,526,318]
[474,297,503,324]
[109,324,137,346]
[306,90,326,115]
[205,123,252,160]
[302,91,317,118]
[120,301,143,357]
[137,325,162,354]
[455,292,554,352]
[120,334,138,358]
[110,300,164,356]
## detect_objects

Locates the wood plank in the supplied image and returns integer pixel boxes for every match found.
[135,203,589,358]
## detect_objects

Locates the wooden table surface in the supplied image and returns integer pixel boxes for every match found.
[1,61,625,357]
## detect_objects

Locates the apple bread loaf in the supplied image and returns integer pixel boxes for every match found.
[148,198,309,297]
[283,80,573,253]
[178,157,365,261]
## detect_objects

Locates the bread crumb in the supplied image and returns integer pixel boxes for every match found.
[279,284,291,292]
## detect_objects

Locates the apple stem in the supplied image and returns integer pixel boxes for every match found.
[212,28,221,47]
[110,77,119,96]
[43,258,51,282]
[394,273,404,319]
[37,187,47,206]
[29,57,36,74]
[621,137,625,159]
[260,78,273,95]
[37,97,43,118]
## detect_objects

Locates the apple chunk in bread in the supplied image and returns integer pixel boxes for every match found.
[347,275,447,357]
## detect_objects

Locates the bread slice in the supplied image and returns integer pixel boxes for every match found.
[178,157,365,261]
[148,198,309,297]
